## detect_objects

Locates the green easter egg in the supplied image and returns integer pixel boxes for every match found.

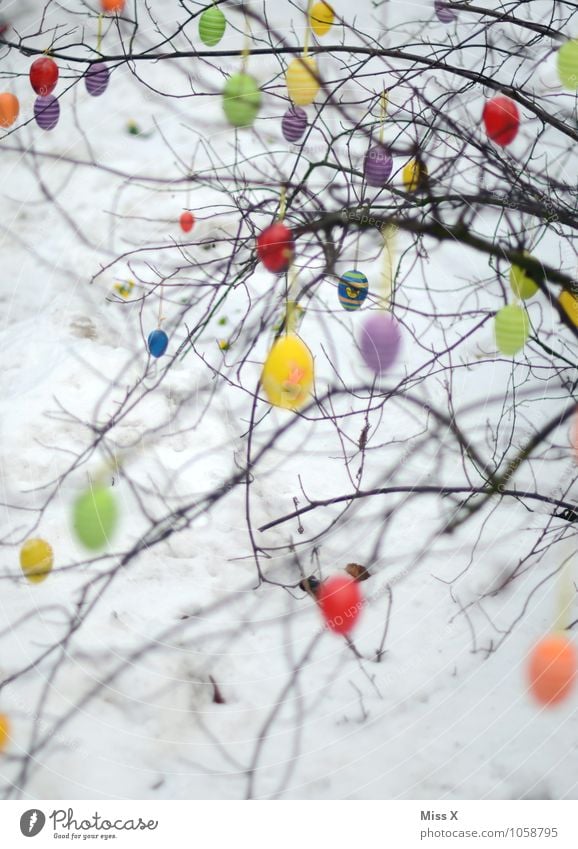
[495,304,530,356]
[509,254,539,300]
[199,6,226,46]
[557,40,578,90]
[222,73,261,127]
[73,485,118,550]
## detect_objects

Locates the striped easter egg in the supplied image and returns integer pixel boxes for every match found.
[338,270,369,311]
[282,106,308,143]
[199,5,227,47]
[494,304,529,355]
[359,313,401,374]
[434,0,457,23]
[85,63,110,97]
[557,40,578,90]
[34,95,60,130]
[364,144,392,187]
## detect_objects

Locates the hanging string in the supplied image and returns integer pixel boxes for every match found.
[304,0,313,58]
[379,87,388,145]
[278,183,287,221]
[97,13,103,53]
[286,265,299,335]
[380,223,396,310]
[158,283,165,327]
[241,12,251,73]
[553,546,575,633]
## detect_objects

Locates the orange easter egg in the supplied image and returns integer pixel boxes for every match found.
[0,93,19,128]
[101,0,125,13]
[528,634,577,706]
[0,714,10,752]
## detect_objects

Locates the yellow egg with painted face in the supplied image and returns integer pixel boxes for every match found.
[309,1,334,36]
[286,57,319,106]
[261,333,314,410]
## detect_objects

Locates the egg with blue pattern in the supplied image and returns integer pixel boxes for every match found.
[338,270,369,311]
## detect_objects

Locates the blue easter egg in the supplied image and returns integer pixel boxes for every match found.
[147,329,169,358]
[338,270,369,311]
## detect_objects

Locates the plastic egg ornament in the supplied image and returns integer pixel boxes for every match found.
[282,106,308,143]
[559,290,578,327]
[286,57,319,106]
[34,95,60,131]
[0,93,19,128]
[528,634,577,706]
[309,1,334,36]
[338,270,369,311]
[101,0,125,12]
[85,63,110,97]
[434,0,457,23]
[180,211,195,233]
[261,333,314,411]
[256,222,295,273]
[29,57,59,96]
[19,538,53,584]
[148,329,169,358]
[364,144,393,187]
[494,304,529,355]
[509,255,539,300]
[73,485,118,551]
[222,73,261,127]
[318,576,363,635]
[482,95,520,146]
[557,40,578,90]
[199,5,227,46]
[403,158,427,192]
[0,715,10,753]
[359,313,401,374]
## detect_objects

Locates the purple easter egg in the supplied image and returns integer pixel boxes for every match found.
[282,106,307,143]
[359,313,401,374]
[363,144,392,187]
[34,95,60,131]
[85,63,110,97]
[434,0,457,23]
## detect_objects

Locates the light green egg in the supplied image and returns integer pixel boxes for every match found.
[557,40,578,90]
[199,6,226,47]
[73,485,118,550]
[509,254,539,300]
[222,73,261,127]
[495,304,530,356]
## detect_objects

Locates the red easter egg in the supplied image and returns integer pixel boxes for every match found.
[317,575,363,635]
[180,211,195,233]
[482,95,519,146]
[101,0,125,12]
[256,222,295,273]
[29,57,59,97]
[528,634,577,706]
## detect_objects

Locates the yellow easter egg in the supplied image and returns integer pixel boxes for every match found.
[0,714,11,752]
[19,538,53,584]
[560,290,578,327]
[261,333,314,410]
[402,158,427,192]
[310,1,334,36]
[509,253,539,300]
[286,57,319,106]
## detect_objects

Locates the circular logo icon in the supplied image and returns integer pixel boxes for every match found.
[19,810,45,837]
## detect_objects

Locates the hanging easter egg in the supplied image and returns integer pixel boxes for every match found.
[73,485,118,551]
[199,5,227,46]
[148,329,169,358]
[180,211,195,233]
[528,634,577,706]
[317,575,362,635]
[434,0,457,23]
[261,333,314,410]
[557,40,578,90]
[0,714,10,753]
[309,1,334,36]
[482,95,519,146]
[0,93,19,128]
[359,313,401,374]
[101,0,125,12]
[256,221,295,273]
[509,254,539,300]
[338,270,369,311]
[85,63,110,97]
[282,106,308,143]
[494,304,529,355]
[29,57,59,96]
[222,72,261,127]
[34,95,60,131]
[559,290,578,327]
[364,144,393,187]
[403,158,427,192]
[286,57,319,106]
[19,538,53,584]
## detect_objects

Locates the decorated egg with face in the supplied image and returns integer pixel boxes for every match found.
[338,270,369,311]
